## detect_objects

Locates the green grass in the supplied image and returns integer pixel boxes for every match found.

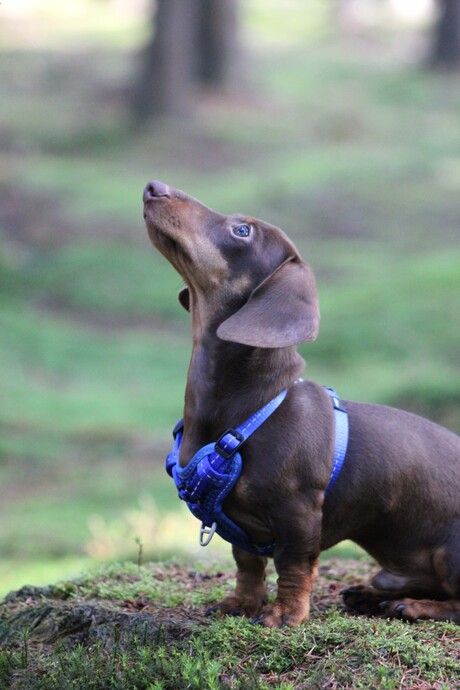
[22,241,186,317]
[1,562,458,689]
[0,299,188,438]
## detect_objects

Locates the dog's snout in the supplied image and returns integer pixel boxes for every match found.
[143,180,171,203]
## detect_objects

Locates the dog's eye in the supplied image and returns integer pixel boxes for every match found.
[232,224,252,238]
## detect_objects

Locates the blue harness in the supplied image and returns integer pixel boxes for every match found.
[166,385,349,557]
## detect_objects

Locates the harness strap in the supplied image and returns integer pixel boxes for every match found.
[165,384,349,556]
[324,388,349,497]
[214,387,288,462]
[166,389,288,556]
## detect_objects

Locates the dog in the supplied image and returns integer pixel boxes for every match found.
[143,180,460,627]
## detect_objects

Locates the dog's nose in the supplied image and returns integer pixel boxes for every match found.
[143,180,171,203]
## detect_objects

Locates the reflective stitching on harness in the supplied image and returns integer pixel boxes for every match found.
[165,385,349,556]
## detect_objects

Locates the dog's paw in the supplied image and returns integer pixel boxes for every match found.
[252,600,309,628]
[378,598,444,622]
[341,585,385,616]
[206,593,267,619]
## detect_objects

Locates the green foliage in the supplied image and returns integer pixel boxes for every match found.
[24,241,185,318]
[0,298,189,440]
[303,247,460,410]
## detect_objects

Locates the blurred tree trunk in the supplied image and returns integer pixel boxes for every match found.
[430,0,460,68]
[130,0,240,126]
[196,0,239,88]
[131,0,199,125]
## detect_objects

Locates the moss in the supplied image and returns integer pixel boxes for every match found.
[1,561,458,689]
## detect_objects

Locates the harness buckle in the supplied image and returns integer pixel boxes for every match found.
[199,521,217,546]
[331,397,346,413]
[215,428,245,460]
[324,387,346,413]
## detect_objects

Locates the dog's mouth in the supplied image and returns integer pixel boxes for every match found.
[142,180,171,226]
[143,197,167,224]
[146,219,191,282]
[148,223,178,257]
[143,179,230,290]
[143,182,192,278]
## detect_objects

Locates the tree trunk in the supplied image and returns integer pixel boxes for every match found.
[196,0,239,88]
[131,0,199,125]
[430,0,460,68]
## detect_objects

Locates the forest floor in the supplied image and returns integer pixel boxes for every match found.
[1,558,459,689]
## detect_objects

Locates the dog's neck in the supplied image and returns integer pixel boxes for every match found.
[179,330,305,466]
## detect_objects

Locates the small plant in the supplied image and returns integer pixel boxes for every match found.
[134,536,143,571]
[20,630,29,671]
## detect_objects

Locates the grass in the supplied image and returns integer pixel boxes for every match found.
[0,561,458,689]
[0,0,460,619]
[22,241,185,317]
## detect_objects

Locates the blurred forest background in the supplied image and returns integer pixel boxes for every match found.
[1,0,460,596]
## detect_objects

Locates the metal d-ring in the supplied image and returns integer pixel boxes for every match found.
[199,521,217,546]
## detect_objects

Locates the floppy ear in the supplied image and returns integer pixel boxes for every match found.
[216,258,319,348]
[178,287,190,312]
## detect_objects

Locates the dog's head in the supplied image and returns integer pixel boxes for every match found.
[143,180,319,348]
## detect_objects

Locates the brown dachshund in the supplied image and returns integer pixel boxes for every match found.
[143,180,460,627]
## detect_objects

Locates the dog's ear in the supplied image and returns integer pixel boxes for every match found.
[178,287,190,312]
[217,258,319,348]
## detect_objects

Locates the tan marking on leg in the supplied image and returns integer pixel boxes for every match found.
[257,559,319,628]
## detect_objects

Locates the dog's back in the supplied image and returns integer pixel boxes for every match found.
[322,400,460,546]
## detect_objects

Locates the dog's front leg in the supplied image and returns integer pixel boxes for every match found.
[254,551,319,628]
[255,501,322,628]
[211,547,268,618]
